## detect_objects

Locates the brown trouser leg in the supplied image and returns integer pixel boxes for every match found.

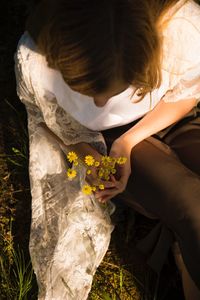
[102,114,200,292]
[167,126,200,299]
[173,241,200,300]
[125,130,200,292]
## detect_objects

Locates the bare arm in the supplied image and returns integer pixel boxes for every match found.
[38,122,102,162]
[96,97,197,202]
[119,97,197,148]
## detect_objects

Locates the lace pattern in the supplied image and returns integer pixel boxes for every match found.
[14,43,114,300]
[162,64,200,104]
[161,1,200,104]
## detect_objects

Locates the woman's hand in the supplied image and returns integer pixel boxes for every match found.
[68,142,116,190]
[95,136,132,203]
[84,158,116,190]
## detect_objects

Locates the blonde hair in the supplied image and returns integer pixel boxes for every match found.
[37,0,180,99]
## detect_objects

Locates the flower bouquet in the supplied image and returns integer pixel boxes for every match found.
[66,151,127,196]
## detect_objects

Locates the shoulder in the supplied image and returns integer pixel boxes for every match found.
[162,0,200,74]
[162,0,200,32]
[15,31,65,99]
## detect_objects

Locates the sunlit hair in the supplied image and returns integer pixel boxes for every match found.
[37,0,180,100]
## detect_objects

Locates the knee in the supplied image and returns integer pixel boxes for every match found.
[132,137,177,160]
[130,137,178,176]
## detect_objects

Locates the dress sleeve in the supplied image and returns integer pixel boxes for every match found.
[160,4,200,105]
[33,85,105,146]
[14,47,106,152]
[161,63,200,105]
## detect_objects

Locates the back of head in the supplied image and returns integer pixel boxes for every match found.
[37,0,179,98]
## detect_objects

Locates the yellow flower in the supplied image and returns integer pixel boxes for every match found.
[98,184,105,190]
[94,161,100,167]
[85,155,95,166]
[73,160,79,166]
[98,168,104,178]
[116,157,127,165]
[104,169,110,176]
[67,151,78,163]
[104,175,110,181]
[111,168,116,174]
[86,169,92,175]
[66,168,77,179]
[92,186,96,192]
[101,156,111,166]
[82,184,93,195]
[109,161,116,169]
[111,157,117,164]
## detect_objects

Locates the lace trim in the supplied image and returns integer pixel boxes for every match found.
[162,64,200,103]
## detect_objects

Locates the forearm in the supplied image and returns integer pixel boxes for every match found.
[68,142,102,162]
[121,98,197,147]
[38,122,102,161]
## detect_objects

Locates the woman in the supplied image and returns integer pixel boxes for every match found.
[15,0,200,299]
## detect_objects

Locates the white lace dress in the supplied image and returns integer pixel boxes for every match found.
[14,34,115,300]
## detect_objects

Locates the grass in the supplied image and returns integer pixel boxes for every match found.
[0,98,33,299]
[88,249,142,300]
[0,243,34,300]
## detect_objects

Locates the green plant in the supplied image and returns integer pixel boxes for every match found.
[12,246,34,300]
[88,249,142,300]
[0,245,33,300]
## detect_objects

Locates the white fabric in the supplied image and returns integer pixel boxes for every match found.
[20,0,200,131]
[161,0,200,103]
[15,33,115,300]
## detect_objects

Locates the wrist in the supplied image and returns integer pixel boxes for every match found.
[119,132,138,150]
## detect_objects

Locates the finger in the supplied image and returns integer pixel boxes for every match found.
[95,188,118,199]
[98,194,114,203]
[103,181,116,188]
[117,171,130,187]
[96,187,123,203]
[96,179,125,198]
[86,171,118,187]
[100,196,112,203]
[100,191,119,203]
[86,173,101,186]
[110,174,118,183]
[106,178,124,192]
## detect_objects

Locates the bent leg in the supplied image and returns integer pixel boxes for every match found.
[167,128,200,176]
[166,124,200,298]
[125,136,200,290]
[173,242,200,300]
